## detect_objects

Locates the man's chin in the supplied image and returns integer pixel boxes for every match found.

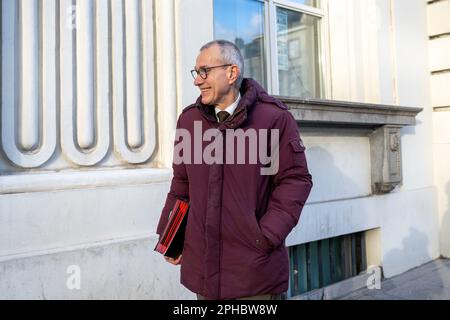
[201,96,212,106]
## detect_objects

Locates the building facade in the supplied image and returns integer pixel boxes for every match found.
[0,0,447,299]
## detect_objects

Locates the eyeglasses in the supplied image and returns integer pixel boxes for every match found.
[190,64,232,80]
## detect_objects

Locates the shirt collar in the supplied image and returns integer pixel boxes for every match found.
[215,93,241,120]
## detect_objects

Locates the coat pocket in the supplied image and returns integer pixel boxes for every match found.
[289,138,306,166]
[289,138,305,153]
[246,213,274,255]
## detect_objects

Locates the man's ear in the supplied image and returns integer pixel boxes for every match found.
[229,65,239,84]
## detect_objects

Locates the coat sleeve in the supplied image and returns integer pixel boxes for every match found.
[259,110,313,249]
[156,117,190,237]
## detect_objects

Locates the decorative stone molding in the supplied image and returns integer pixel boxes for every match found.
[1,0,57,168]
[370,126,402,194]
[280,97,423,194]
[1,0,156,170]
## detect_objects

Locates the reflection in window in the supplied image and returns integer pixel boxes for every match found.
[277,7,320,98]
[213,0,267,88]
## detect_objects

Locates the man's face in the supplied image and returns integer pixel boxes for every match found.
[193,45,235,108]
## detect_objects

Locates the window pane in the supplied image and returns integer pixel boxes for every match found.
[213,0,267,89]
[277,7,321,98]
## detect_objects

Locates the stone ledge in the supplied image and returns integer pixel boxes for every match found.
[278,96,423,128]
[0,233,159,264]
[0,168,172,195]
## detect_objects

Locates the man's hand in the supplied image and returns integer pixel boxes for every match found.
[165,255,182,265]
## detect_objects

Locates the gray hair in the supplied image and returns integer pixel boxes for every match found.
[200,40,245,89]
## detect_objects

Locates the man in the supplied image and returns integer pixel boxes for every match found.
[157,40,312,300]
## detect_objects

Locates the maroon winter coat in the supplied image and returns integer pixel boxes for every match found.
[157,78,312,300]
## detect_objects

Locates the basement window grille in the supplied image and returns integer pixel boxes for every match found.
[289,232,367,296]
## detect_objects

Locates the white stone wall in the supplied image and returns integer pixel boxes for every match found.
[288,0,439,279]
[428,0,450,258]
[0,0,206,299]
[0,0,441,299]
[1,0,157,171]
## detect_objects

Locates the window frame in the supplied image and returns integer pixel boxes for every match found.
[268,0,329,98]
[213,0,330,98]
[220,0,329,98]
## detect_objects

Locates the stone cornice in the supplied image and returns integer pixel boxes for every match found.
[278,96,423,127]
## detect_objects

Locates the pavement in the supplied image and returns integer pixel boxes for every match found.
[340,258,450,300]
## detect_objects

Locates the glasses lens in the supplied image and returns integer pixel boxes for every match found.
[191,70,197,79]
[199,68,207,79]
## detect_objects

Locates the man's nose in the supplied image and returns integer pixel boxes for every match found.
[194,74,203,86]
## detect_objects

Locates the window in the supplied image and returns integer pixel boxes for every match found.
[214,0,268,88]
[214,0,325,98]
[289,232,367,297]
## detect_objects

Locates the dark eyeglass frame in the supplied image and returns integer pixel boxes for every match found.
[190,64,233,80]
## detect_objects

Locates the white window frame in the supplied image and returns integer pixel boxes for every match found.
[260,0,330,97]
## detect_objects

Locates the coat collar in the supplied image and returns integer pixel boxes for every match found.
[194,78,268,129]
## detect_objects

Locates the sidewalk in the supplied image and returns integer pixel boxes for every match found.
[340,258,450,300]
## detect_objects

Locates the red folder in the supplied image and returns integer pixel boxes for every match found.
[154,199,189,259]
